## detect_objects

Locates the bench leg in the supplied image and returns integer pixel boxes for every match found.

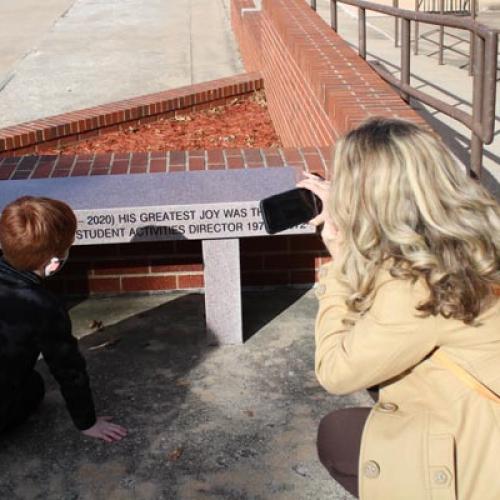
[202,238,243,345]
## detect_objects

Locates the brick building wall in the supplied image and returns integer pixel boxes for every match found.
[231,0,425,147]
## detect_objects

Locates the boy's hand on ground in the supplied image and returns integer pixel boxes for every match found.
[81,416,127,443]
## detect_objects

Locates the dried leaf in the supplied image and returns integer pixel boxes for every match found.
[168,447,183,462]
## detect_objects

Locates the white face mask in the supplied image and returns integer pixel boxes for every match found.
[43,251,69,278]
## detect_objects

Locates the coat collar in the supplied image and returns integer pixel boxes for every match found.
[0,257,42,287]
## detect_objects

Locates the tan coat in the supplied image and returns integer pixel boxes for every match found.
[315,261,500,500]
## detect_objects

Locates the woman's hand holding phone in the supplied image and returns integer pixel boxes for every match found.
[297,172,342,258]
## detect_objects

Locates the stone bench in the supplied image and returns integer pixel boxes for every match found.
[0,166,314,344]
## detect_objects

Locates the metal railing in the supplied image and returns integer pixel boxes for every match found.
[308,0,498,179]
[414,0,477,73]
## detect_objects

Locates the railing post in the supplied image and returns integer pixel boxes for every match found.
[401,18,411,103]
[359,8,367,59]
[310,0,317,10]
[414,0,421,55]
[469,0,477,75]
[439,0,445,64]
[482,32,498,145]
[393,0,400,47]
[331,0,338,31]
[471,32,484,179]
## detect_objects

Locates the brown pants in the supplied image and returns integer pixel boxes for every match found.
[317,407,370,498]
[317,387,378,498]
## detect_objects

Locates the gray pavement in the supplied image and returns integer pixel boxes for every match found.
[0,0,243,128]
[0,289,368,499]
[314,0,500,198]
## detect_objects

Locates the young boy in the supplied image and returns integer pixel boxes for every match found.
[0,196,127,442]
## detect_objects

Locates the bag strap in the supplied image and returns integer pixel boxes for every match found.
[432,350,500,403]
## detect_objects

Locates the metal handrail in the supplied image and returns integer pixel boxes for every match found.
[308,0,498,179]
[414,0,477,74]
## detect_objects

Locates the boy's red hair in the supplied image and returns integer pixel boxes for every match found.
[0,196,76,270]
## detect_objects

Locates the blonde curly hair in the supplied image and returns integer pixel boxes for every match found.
[329,117,500,324]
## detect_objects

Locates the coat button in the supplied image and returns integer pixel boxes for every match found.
[315,284,327,298]
[363,460,380,479]
[377,402,399,413]
[319,266,329,278]
[433,469,450,485]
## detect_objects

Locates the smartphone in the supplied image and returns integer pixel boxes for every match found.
[260,188,322,234]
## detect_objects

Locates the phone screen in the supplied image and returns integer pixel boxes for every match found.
[260,188,322,234]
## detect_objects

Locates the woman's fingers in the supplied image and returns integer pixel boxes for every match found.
[296,180,328,202]
[308,212,325,227]
[297,175,330,227]
[303,171,328,181]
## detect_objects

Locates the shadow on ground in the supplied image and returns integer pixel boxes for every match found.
[0,290,369,500]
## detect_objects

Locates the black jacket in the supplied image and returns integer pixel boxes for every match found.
[0,258,96,430]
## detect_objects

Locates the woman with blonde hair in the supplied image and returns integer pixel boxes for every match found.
[298,117,500,500]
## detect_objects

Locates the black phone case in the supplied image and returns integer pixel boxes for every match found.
[260,189,322,235]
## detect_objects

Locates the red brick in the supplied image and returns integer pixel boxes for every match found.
[169,165,187,172]
[93,260,149,275]
[110,161,129,175]
[224,148,242,157]
[282,148,303,163]
[169,150,186,166]
[122,276,176,292]
[178,274,204,288]
[188,157,205,171]
[72,163,91,176]
[242,149,263,164]
[207,150,224,164]
[227,157,244,169]
[52,170,70,178]
[150,259,203,273]
[114,153,131,160]
[11,171,31,180]
[264,153,284,167]
[150,159,167,172]
[130,165,147,174]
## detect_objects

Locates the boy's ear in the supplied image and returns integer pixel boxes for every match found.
[44,257,61,277]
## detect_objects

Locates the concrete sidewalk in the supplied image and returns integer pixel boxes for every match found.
[0,0,243,128]
[313,0,500,198]
[0,289,367,499]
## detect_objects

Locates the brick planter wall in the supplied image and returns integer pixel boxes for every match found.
[231,0,425,147]
[0,73,264,158]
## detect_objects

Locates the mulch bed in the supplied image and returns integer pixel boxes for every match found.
[39,91,282,154]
